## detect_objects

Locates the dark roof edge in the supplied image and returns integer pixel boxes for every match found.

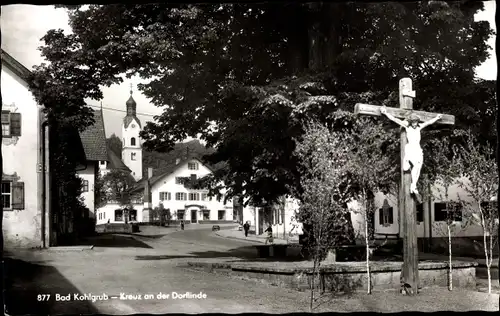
[1,49,31,81]
[150,157,209,187]
[98,107,110,162]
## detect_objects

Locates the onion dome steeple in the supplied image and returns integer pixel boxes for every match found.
[123,84,141,128]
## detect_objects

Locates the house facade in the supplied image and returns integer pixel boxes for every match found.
[349,177,497,255]
[242,178,496,255]
[148,158,234,223]
[1,49,51,249]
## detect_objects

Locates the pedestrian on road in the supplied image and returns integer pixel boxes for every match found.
[243,221,250,237]
[265,224,273,244]
[180,220,185,230]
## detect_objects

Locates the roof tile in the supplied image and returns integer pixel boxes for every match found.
[79,109,108,162]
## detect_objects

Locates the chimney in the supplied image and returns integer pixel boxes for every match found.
[148,167,153,179]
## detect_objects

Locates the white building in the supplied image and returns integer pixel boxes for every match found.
[96,91,234,225]
[1,49,51,248]
[242,178,496,255]
[121,90,142,182]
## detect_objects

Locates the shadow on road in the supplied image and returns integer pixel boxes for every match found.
[4,257,99,315]
[135,245,306,262]
[80,234,153,248]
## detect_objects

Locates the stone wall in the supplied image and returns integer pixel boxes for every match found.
[195,261,477,294]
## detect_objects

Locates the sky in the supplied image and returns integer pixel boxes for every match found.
[1,2,497,138]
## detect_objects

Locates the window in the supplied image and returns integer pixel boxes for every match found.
[1,111,10,137]
[378,199,394,226]
[203,210,210,220]
[201,193,209,201]
[129,209,137,221]
[218,210,225,220]
[131,153,137,161]
[159,192,171,201]
[189,193,199,201]
[100,161,106,165]
[2,182,11,209]
[434,202,463,222]
[175,192,187,201]
[131,137,136,146]
[190,174,197,182]
[1,111,21,137]
[2,181,24,210]
[82,180,89,192]
[188,162,198,170]
[416,203,424,222]
[115,209,123,221]
[175,177,183,185]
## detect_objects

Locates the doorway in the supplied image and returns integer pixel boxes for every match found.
[191,209,197,223]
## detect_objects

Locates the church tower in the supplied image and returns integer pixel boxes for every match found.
[122,85,143,181]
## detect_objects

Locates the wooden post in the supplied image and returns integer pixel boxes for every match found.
[399,78,419,294]
[353,78,455,296]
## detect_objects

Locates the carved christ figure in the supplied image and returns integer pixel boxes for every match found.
[380,106,442,195]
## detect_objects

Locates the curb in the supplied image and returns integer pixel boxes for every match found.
[213,231,299,245]
[213,231,265,244]
[47,245,94,251]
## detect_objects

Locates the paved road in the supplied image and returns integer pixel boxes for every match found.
[5,225,499,314]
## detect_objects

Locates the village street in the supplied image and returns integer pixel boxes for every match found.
[5,224,499,314]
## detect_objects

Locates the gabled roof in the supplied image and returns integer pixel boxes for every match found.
[131,156,217,193]
[1,49,31,81]
[107,148,131,172]
[79,109,108,162]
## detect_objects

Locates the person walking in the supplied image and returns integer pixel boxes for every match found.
[180,220,185,230]
[265,224,274,245]
[243,221,250,237]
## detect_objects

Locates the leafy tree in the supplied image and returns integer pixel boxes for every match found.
[431,136,463,291]
[294,121,356,310]
[151,203,170,226]
[102,169,137,222]
[47,123,91,244]
[454,131,498,294]
[36,2,494,210]
[343,117,396,294]
[94,170,107,209]
[106,133,123,157]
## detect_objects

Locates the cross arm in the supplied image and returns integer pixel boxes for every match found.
[354,103,455,126]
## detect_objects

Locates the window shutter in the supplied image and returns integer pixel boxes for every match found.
[159,192,162,200]
[12,182,25,210]
[379,208,383,225]
[1,111,10,123]
[388,207,394,224]
[10,113,22,136]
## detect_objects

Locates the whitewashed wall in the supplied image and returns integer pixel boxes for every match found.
[77,163,96,218]
[121,117,142,181]
[150,159,233,222]
[1,66,43,248]
[349,178,490,239]
[96,202,144,225]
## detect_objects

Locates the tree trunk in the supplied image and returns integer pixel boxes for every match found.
[480,212,492,294]
[447,224,452,291]
[365,209,372,294]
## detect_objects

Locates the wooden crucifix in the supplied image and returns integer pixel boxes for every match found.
[354,78,455,295]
